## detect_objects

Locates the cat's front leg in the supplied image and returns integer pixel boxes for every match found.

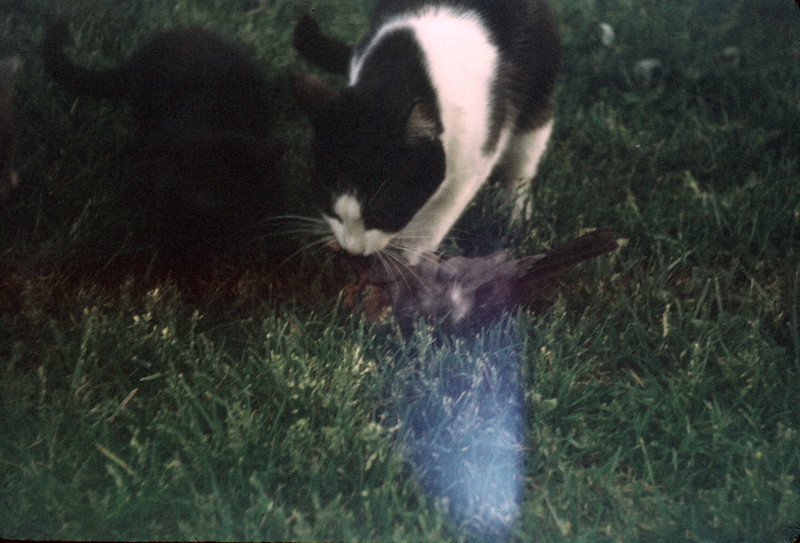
[499,119,554,223]
[397,170,490,265]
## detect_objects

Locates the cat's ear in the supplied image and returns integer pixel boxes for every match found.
[293,14,352,75]
[403,101,442,146]
[291,72,341,117]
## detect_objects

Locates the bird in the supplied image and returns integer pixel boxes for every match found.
[363,227,618,331]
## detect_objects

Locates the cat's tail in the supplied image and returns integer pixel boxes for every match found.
[41,19,129,99]
[293,14,352,75]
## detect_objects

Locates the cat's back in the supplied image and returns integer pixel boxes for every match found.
[121,28,266,106]
[356,0,559,137]
[125,29,261,86]
[121,28,272,135]
[363,0,559,91]
[351,0,558,145]
[369,0,558,48]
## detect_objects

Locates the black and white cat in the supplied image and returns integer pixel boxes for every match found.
[0,57,20,200]
[292,0,560,265]
[41,20,284,250]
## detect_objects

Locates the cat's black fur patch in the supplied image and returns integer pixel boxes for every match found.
[298,28,446,232]
[41,20,284,253]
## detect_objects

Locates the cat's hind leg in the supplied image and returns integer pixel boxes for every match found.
[496,118,554,223]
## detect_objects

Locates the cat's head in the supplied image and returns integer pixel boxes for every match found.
[0,57,20,199]
[292,72,445,256]
[141,127,285,246]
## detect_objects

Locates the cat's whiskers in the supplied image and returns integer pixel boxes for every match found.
[386,237,442,268]
[378,247,419,289]
[270,215,331,237]
[260,214,338,269]
[374,250,400,285]
[391,250,427,288]
[263,214,330,229]
[367,177,392,207]
[255,214,443,288]
[275,235,333,270]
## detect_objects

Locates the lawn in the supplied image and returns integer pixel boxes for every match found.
[1,0,799,541]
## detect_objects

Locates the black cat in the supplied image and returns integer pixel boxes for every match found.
[41,20,284,251]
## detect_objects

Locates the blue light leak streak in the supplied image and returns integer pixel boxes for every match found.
[399,343,525,542]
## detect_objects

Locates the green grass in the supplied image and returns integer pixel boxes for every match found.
[2,0,799,541]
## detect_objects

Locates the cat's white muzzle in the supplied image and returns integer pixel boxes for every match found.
[326,215,393,256]
[326,194,394,256]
